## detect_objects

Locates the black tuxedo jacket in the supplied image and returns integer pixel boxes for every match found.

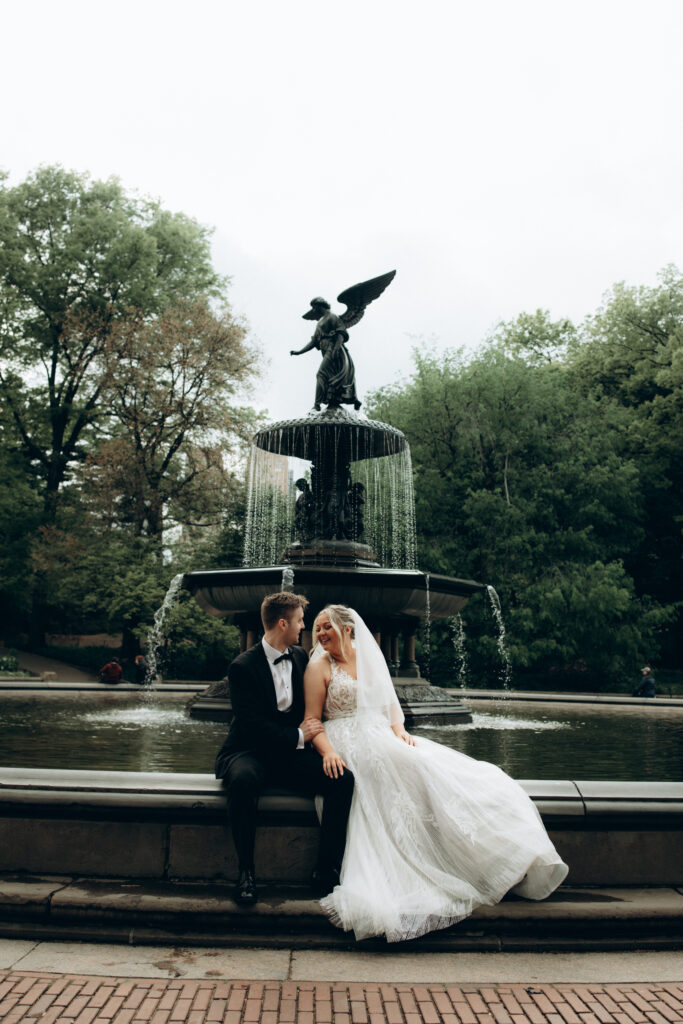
[214,642,309,778]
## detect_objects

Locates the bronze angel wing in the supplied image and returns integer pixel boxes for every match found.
[337,270,397,330]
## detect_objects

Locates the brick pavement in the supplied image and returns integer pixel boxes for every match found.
[0,974,681,1024]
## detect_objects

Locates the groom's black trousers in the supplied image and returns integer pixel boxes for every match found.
[222,747,354,874]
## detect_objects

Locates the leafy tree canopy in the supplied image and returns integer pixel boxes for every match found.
[0,165,228,513]
[367,322,675,684]
[568,266,683,662]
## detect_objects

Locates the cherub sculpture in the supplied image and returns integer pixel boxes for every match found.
[294,477,315,543]
[290,270,396,410]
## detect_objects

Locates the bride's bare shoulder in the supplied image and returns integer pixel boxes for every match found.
[304,652,332,685]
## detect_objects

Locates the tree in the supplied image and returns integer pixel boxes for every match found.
[489,309,576,366]
[569,266,683,665]
[367,341,668,685]
[0,165,226,519]
[0,433,41,633]
[83,299,259,549]
[0,166,259,646]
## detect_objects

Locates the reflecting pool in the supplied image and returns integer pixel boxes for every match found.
[1,692,681,780]
[418,700,683,780]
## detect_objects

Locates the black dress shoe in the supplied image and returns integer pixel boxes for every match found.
[234,869,258,905]
[310,866,340,896]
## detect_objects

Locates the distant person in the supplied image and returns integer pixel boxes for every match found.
[633,665,656,698]
[98,658,122,685]
[134,654,148,685]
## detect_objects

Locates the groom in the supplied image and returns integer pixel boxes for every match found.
[215,591,354,905]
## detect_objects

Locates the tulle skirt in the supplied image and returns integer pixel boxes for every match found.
[320,712,568,942]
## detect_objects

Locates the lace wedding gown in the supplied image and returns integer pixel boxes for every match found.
[320,660,568,942]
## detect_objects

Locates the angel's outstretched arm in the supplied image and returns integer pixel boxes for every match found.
[290,337,318,356]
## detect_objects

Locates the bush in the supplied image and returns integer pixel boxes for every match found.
[0,649,20,672]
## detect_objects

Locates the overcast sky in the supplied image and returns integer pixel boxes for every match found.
[3,0,683,420]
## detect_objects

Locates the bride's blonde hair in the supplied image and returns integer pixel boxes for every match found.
[312,604,355,659]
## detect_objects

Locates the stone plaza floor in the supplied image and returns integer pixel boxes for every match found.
[0,941,682,1024]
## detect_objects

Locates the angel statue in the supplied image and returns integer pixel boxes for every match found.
[290,270,396,410]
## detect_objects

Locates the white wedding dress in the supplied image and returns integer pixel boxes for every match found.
[320,659,568,943]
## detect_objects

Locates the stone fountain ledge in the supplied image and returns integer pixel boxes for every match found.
[0,769,681,950]
[0,768,681,885]
[3,680,681,708]
[455,689,683,708]
[0,680,208,692]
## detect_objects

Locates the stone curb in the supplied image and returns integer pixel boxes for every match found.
[1,877,682,952]
[456,689,683,707]
[0,682,207,691]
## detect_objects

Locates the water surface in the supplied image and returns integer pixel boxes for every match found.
[416,699,683,780]
[1,692,681,780]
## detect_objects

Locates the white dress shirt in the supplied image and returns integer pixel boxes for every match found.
[262,637,304,749]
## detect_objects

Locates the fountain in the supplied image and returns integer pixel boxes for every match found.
[184,271,486,725]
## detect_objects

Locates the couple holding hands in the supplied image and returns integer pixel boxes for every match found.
[215,592,567,944]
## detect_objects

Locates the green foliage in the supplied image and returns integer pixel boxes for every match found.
[0,165,227,512]
[86,299,259,545]
[0,650,20,672]
[567,267,683,664]
[368,320,677,686]
[0,165,257,651]
[147,593,241,681]
[0,437,42,631]
[489,309,576,365]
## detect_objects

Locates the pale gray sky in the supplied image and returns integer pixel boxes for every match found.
[3,0,683,419]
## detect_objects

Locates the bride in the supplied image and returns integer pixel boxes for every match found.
[304,604,568,943]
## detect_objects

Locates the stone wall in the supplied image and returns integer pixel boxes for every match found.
[45,633,122,648]
[0,769,681,886]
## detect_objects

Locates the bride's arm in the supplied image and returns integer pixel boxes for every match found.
[304,659,348,778]
[392,722,417,746]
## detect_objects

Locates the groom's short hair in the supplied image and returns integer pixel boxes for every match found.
[261,591,309,631]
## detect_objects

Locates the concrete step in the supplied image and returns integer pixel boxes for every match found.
[0,875,681,952]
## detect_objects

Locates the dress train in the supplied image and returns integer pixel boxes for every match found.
[319,662,568,942]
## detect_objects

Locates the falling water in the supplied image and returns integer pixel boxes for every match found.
[355,444,417,570]
[144,574,185,688]
[241,421,417,569]
[242,445,298,567]
[486,585,512,690]
[449,613,469,688]
[423,572,431,681]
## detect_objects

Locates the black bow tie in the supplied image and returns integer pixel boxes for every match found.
[273,650,293,665]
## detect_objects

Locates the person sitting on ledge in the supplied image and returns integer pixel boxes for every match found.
[633,665,656,698]
[98,658,122,685]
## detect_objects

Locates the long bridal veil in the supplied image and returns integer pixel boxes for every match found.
[350,610,404,727]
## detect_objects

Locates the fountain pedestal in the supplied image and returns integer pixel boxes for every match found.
[186,404,484,723]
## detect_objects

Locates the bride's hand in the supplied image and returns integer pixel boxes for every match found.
[392,725,416,746]
[322,751,347,778]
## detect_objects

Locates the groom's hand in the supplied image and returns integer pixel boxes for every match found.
[301,716,324,743]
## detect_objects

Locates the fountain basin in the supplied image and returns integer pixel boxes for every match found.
[184,566,484,722]
[183,565,485,624]
[254,406,406,460]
